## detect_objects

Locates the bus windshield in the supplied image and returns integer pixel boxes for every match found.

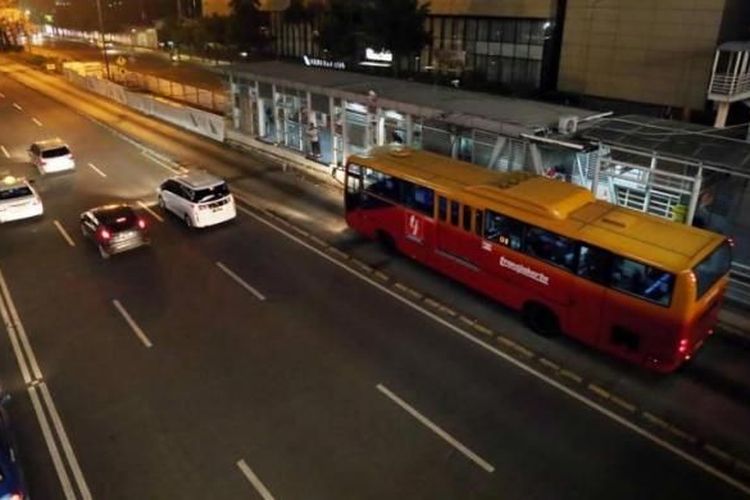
[693,240,732,299]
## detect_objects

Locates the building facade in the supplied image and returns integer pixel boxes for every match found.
[268,0,565,95]
[265,0,750,116]
[558,0,750,117]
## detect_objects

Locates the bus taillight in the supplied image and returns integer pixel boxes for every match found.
[678,338,689,354]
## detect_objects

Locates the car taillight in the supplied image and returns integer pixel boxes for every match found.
[10,492,23,500]
[99,228,111,240]
[137,218,146,229]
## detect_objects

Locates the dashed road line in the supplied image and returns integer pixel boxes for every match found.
[12,102,22,111]
[112,299,153,348]
[588,383,611,400]
[137,200,164,223]
[216,261,267,301]
[377,383,495,473]
[0,91,5,98]
[0,145,9,158]
[53,220,75,247]
[87,162,107,178]
[142,150,182,175]
[32,117,43,127]
[539,357,561,372]
[236,459,276,500]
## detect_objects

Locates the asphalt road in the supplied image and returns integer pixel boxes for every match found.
[0,61,749,499]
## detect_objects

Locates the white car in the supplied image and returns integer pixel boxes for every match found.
[0,175,43,223]
[29,139,75,175]
[157,170,236,228]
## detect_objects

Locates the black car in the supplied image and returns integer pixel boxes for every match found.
[80,204,150,259]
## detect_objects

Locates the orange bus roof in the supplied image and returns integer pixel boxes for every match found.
[350,147,725,273]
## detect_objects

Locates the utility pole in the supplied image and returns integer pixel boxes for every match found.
[94,0,112,80]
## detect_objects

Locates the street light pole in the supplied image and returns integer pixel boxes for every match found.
[94,0,111,80]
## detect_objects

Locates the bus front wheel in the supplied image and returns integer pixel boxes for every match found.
[523,302,560,338]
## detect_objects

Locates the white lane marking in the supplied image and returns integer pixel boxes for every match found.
[377,384,494,473]
[233,198,750,496]
[0,91,5,98]
[236,459,275,500]
[142,150,182,175]
[53,220,76,247]
[0,145,9,158]
[112,300,153,348]
[137,200,164,223]
[38,381,94,500]
[216,262,266,301]
[28,385,77,500]
[12,102,22,111]
[0,268,89,500]
[87,162,107,178]
[32,117,43,127]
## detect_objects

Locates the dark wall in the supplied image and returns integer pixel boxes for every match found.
[718,0,750,43]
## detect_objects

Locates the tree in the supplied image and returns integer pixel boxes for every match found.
[228,0,268,52]
[363,0,430,76]
[203,14,229,47]
[317,0,363,62]
[285,0,323,24]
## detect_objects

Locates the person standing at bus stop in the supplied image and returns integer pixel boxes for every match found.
[307,121,321,159]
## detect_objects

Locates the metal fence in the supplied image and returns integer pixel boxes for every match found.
[728,262,750,307]
[111,70,228,114]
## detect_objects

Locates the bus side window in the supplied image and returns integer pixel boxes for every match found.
[611,257,674,306]
[577,245,612,284]
[474,210,483,237]
[438,196,447,222]
[463,205,473,232]
[484,210,523,250]
[403,181,434,216]
[450,200,460,226]
[525,227,577,271]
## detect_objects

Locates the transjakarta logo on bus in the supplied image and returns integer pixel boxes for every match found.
[499,256,550,286]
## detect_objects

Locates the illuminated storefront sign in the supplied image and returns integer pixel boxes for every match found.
[302,55,346,70]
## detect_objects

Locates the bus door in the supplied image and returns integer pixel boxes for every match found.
[435,198,480,266]
[567,244,611,346]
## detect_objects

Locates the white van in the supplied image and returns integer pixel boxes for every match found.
[157,170,236,228]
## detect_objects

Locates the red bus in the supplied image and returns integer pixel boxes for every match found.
[344,147,732,372]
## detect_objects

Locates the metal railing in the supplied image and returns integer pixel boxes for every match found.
[709,73,750,97]
[111,70,228,114]
[727,261,750,307]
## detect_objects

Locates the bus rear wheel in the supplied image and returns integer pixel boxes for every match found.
[523,302,560,338]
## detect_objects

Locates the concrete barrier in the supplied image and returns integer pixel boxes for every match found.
[62,69,225,142]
